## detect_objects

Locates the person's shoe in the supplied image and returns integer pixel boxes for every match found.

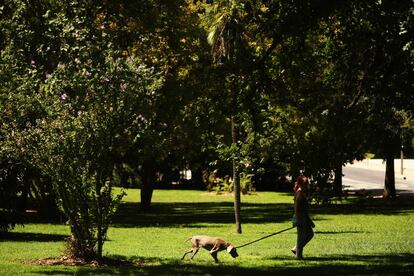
[291,248,296,256]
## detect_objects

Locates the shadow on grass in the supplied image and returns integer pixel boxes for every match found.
[30,253,414,275]
[312,195,414,216]
[13,190,414,230]
[0,232,68,242]
[314,230,365,234]
[111,202,293,228]
[111,195,414,228]
[15,201,286,229]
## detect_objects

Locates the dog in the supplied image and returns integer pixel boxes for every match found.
[181,235,239,263]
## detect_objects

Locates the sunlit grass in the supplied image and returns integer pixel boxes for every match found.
[1,189,413,275]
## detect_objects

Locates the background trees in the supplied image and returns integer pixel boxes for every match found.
[318,0,413,198]
[235,0,413,199]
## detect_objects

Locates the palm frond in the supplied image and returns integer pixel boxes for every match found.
[210,13,248,66]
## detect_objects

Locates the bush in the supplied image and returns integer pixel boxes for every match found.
[240,173,256,194]
[0,160,26,232]
[205,170,255,195]
[307,171,341,206]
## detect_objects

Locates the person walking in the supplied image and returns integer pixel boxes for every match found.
[291,175,314,259]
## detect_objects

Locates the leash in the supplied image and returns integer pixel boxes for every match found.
[235,226,295,249]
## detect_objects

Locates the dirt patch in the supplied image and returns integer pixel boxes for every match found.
[25,256,144,268]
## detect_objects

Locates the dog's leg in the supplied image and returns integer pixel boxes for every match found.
[189,247,200,260]
[181,248,193,260]
[209,242,220,254]
[210,251,219,263]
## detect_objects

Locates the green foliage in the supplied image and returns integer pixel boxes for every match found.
[1,0,163,260]
[184,0,413,199]
[365,153,376,159]
[205,171,255,195]
[0,0,49,232]
[34,31,160,261]
[212,176,233,194]
[307,171,337,206]
[239,172,255,194]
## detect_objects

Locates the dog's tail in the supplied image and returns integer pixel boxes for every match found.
[183,237,192,243]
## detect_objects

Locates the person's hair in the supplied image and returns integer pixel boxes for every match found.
[293,175,309,192]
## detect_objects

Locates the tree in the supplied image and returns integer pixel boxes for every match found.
[1,0,162,260]
[328,0,413,199]
[200,0,255,233]
[245,0,412,201]
[0,0,54,231]
[101,0,215,209]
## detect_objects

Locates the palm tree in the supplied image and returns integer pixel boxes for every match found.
[206,3,249,234]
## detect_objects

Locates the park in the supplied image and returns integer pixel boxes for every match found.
[1,0,413,275]
[1,188,414,274]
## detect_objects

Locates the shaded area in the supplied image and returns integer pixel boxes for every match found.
[312,195,414,216]
[111,201,293,228]
[314,230,365,235]
[25,255,137,267]
[111,195,414,228]
[11,191,414,229]
[0,232,68,242]
[29,253,414,275]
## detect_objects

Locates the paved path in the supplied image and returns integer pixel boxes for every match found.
[343,159,414,194]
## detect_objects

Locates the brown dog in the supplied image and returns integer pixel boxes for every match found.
[181,235,239,263]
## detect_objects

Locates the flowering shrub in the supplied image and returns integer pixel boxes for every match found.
[1,0,162,260]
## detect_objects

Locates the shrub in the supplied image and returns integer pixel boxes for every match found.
[205,170,255,195]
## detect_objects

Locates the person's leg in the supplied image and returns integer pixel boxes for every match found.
[295,226,305,258]
[303,226,314,247]
[295,226,313,258]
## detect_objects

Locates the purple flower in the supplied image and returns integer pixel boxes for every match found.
[60,93,68,101]
[137,114,148,123]
[120,82,128,91]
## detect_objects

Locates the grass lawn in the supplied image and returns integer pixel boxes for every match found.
[1,188,414,275]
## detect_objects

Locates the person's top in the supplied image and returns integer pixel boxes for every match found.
[294,189,310,224]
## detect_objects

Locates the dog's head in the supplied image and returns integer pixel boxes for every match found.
[226,245,239,258]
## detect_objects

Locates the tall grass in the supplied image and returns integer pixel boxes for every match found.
[0,189,413,275]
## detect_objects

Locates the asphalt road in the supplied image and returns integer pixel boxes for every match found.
[343,159,414,193]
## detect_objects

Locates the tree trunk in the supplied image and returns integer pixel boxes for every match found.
[232,115,242,234]
[191,166,204,189]
[140,160,156,210]
[96,175,103,260]
[384,155,396,199]
[18,168,31,212]
[333,163,343,196]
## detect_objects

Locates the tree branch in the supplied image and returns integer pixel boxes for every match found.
[256,37,279,66]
